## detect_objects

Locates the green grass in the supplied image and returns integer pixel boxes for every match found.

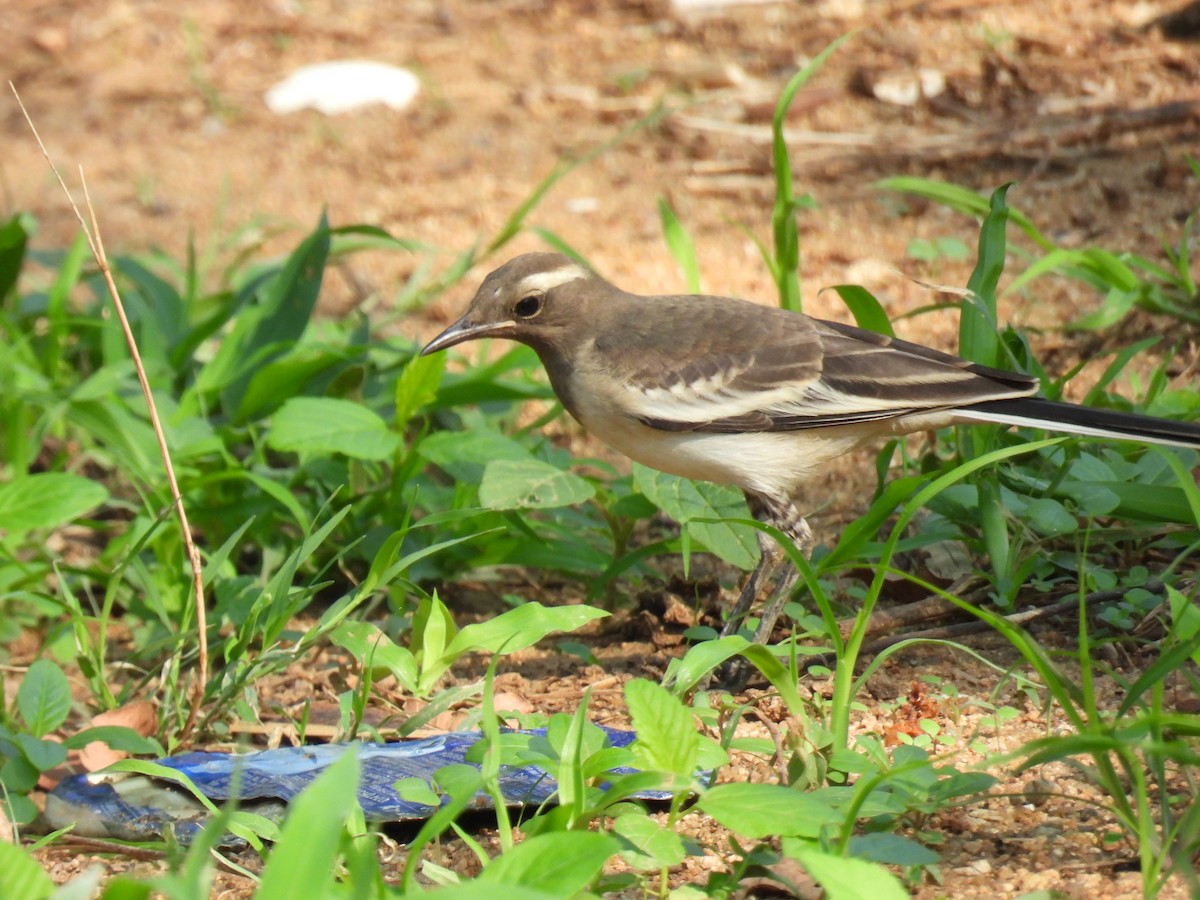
[3,42,1200,897]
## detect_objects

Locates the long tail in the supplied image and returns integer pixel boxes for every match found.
[953,397,1200,449]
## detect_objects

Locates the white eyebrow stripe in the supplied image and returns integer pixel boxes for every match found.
[516,265,589,294]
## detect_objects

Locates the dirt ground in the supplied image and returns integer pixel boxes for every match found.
[6,0,1200,896]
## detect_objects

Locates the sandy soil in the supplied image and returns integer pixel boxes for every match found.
[6,0,1200,896]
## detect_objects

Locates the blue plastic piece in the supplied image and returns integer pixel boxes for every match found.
[46,727,668,844]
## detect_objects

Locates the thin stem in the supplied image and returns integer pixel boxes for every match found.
[11,83,209,739]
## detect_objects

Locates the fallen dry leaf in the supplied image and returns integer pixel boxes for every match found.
[78,700,157,772]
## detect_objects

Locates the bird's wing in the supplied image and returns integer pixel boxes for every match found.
[615,313,1038,434]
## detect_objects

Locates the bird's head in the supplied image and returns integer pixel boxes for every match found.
[420,253,601,357]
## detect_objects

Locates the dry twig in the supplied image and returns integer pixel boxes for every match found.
[10,83,209,742]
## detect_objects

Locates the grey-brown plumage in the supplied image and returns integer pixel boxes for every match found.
[422,252,1200,654]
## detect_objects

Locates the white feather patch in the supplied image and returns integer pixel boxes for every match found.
[625,372,925,425]
[516,265,589,295]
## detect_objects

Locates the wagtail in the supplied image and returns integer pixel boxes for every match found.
[422,252,1200,644]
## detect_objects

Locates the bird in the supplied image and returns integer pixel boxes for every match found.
[421,251,1200,649]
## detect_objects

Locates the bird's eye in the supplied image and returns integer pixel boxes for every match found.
[513,294,543,319]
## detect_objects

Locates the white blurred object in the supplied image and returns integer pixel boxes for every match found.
[869,68,946,107]
[671,0,782,12]
[265,61,420,115]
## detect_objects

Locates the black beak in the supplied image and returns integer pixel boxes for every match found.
[420,316,514,356]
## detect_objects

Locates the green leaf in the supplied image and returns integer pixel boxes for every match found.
[847,832,939,865]
[1024,497,1078,537]
[16,660,72,737]
[613,812,687,870]
[827,285,894,337]
[444,602,607,659]
[237,345,355,420]
[877,177,1052,250]
[61,726,164,755]
[267,397,400,460]
[625,678,697,780]
[479,458,595,509]
[256,749,361,900]
[961,183,1010,367]
[1,753,40,794]
[478,831,618,894]
[0,839,54,900]
[218,215,332,412]
[0,473,108,533]
[0,212,34,304]
[1053,482,1120,517]
[1085,481,1197,524]
[394,776,440,808]
[784,843,910,899]
[1169,586,1200,666]
[15,733,67,772]
[768,36,850,312]
[1069,287,1139,331]
[328,620,419,690]
[114,255,189,353]
[633,465,758,569]
[395,350,445,429]
[418,427,536,483]
[658,197,701,293]
[697,783,840,839]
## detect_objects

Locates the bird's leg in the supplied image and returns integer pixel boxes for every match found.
[709,493,813,690]
[719,533,783,638]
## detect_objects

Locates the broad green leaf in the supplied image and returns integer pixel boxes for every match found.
[15,733,67,771]
[444,602,607,659]
[238,346,354,420]
[2,754,40,794]
[0,473,108,533]
[613,812,687,870]
[67,398,163,483]
[418,427,535,483]
[1088,482,1196,524]
[1024,497,1078,537]
[1053,482,1120,517]
[847,832,939,865]
[625,678,697,780]
[113,254,188,352]
[394,777,440,808]
[219,216,332,412]
[663,635,807,713]
[477,831,618,894]
[267,397,400,460]
[256,750,361,900]
[16,660,72,737]
[633,465,758,569]
[61,726,164,755]
[395,350,445,429]
[784,843,909,899]
[696,783,840,839]
[479,458,595,509]
[328,620,418,690]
